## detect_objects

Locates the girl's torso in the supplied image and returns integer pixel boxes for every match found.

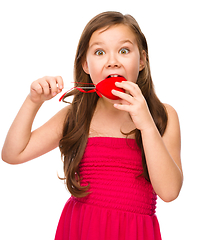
[55,107,161,239]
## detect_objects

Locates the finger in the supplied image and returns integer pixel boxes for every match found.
[31,81,43,94]
[113,103,133,112]
[55,76,64,90]
[112,89,134,104]
[115,81,141,98]
[48,77,59,96]
[41,79,51,95]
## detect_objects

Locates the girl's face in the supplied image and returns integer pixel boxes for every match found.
[82,24,145,86]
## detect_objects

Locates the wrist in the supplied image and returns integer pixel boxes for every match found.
[140,122,159,137]
[27,94,44,106]
[26,94,44,111]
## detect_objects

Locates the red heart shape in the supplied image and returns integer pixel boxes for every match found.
[96,76,127,100]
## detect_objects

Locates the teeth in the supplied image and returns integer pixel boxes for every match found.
[110,75,119,78]
[106,74,121,79]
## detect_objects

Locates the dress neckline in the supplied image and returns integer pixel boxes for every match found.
[87,137,137,146]
[88,136,135,140]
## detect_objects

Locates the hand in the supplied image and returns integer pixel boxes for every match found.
[29,76,64,104]
[112,81,155,132]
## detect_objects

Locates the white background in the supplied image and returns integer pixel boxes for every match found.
[0,0,199,239]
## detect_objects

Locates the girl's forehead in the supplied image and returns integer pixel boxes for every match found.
[89,24,137,47]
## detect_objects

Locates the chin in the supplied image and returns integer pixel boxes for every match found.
[101,96,124,105]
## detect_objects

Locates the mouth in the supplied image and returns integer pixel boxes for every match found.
[106,74,124,79]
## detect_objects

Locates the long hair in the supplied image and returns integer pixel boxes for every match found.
[59,11,168,198]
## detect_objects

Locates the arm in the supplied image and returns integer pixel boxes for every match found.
[140,104,183,202]
[1,76,67,164]
[113,81,183,202]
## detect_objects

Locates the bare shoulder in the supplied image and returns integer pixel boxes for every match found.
[53,104,71,120]
[164,103,179,117]
[163,103,180,133]
[163,103,180,134]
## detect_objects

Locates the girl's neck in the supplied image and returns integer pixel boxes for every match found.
[97,97,124,116]
[96,97,134,124]
[90,98,135,139]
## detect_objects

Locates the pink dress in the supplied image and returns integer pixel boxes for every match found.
[55,137,162,240]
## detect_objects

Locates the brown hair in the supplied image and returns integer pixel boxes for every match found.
[59,11,168,198]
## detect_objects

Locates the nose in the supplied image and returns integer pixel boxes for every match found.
[106,53,121,68]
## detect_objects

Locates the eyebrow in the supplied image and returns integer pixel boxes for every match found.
[119,39,134,45]
[89,42,104,49]
[89,39,134,49]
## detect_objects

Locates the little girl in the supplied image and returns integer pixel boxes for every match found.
[2,11,183,240]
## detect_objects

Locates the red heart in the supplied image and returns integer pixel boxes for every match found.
[96,76,127,100]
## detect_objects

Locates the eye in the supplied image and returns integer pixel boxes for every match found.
[95,49,105,56]
[119,48,129,54]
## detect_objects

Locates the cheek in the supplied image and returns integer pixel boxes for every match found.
[86,60,103,84]
[127,64,140,83]
[124,54,140,83]
[89,70,101,85]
